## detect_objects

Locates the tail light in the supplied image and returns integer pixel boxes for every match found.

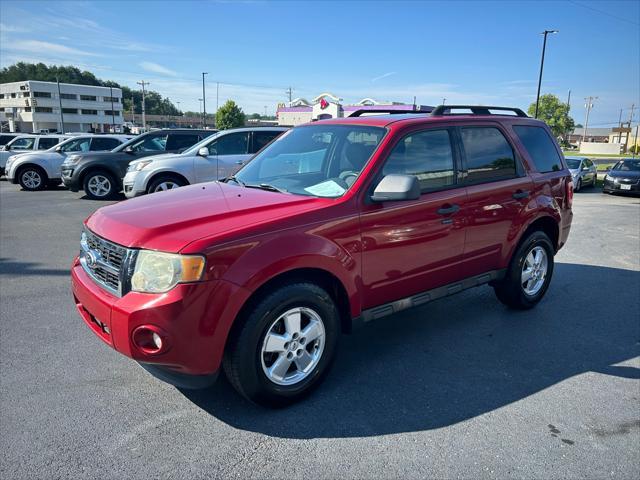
[566,178,574,208]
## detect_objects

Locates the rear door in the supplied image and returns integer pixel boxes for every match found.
[195,131,250,181]
[458,124,534,275]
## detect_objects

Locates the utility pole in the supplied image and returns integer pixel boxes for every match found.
[176,101,181,126]
[202,72,208,128]
[582,96,597,146]
[618,108,623,143]
[442,98,446,105]
[286,86,293,105]
[535,29,559,119]
[264,106,267,118]
[56,76,65,134]
[137,80,149,130]
[216,81,219,128]
[109,86,115,132]
[625,103,635,152]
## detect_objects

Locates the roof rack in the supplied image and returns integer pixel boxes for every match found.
[350,106,434,117]
[430,105,528,117]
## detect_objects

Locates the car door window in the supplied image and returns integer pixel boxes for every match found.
[166,134,200,151]
[61,137,91,152]
[9,137,36,150]
[251,131,283,153]
[461,127,517,183]
[130,134,168,152]
[512,125,562,173]
[90,137,121,151]
[210,132,249,155]
[37,137,60,150]
[382,129,456,191]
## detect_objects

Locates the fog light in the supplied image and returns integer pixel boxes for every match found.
[132,325,169,355]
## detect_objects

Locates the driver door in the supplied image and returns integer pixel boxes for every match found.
[195,131,250,182]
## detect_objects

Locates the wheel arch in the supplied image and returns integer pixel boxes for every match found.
[145,170,190,192]
[78,163,119,188]
[16,162,48,181]
[513,215,560,258]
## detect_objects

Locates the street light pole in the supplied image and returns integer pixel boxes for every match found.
[137,80,149,130]
[202,72,208,128]
[56,76,65,134]
[534,29,558,119]
[109,86,115,132]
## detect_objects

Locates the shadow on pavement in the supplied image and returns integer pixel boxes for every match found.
[181,263,640,439]
[0,258,70,276]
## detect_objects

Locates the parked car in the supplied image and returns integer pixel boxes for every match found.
[61,129,215,199]
[602,159,640,195]
[0,133,19,147]
[5,135,132,191]
[1,134,68,175]
[71,105,573,407]
[565,156,597,191]
[123,127,288,197]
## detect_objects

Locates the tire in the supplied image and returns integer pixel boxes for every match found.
[223,282,340,407]
[147,175,187,194]
[591,174,597,187]
[83,170,118,200]
[493,231,555,310]
[575,178,582,192]
[18,166,48,191]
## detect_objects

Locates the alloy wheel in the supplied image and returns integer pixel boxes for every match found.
[87,175,112,197]
[22,170,42,189]
[521,246,548,296]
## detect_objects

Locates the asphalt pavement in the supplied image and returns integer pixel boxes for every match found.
[1,181,639,479]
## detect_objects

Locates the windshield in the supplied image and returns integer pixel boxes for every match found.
[57,137,91,152]
[613,160,640,172]
[113,132,165,152]
[565,158,581,169]
[232,124,386,198]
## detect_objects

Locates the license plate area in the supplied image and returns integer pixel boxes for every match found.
[620,184,632,190]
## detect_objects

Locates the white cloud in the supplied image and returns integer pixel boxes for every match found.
[0,23,30,33]
[6,40,99,57]
[139,61,178,77]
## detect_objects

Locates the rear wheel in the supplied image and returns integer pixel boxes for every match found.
[147,175,187,194]
[18,166,47,191]
[493,231,555,310]
[83,170,117,200]
[223,282,340,407]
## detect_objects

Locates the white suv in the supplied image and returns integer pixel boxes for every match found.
[1,134,68,174]
[6,135,131,191]
[123,127,288,197]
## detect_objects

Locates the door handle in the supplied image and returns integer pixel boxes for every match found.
[235,160,244,165]
[512,190,530,199]
[437,204,460,215]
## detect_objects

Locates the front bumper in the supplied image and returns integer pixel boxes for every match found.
[61,168,79,191]
[603,178,640,193]
[71,256,249,379]
[123,170,148,198]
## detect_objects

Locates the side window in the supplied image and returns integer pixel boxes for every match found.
[512,125,562,173]
[90,137,121,151]
[210,132,249,155]
[461,127,516,183]
[131,134,168,152]
[166,134,200,151]
[38,138,60,150]
[383,129,455,191]
[9,137,36,150]
[584,159,593,168]
[61,137,91,152]
[251,131,283,153]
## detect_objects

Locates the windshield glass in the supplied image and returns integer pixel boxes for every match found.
[232,124,386,198]
[565,158,581,169]
[58,137,91,152]
[113,132,164,152]
[613,160,640,172]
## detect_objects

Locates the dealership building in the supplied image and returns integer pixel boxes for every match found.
[0,80,123,133]
[276,93,432,126]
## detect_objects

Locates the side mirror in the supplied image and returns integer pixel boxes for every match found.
[371,174,421,202]
[55,145,63,152]
[2,145,10,151]
[124,145,134,153]
[582,166,589,171]
[198,147,209,157]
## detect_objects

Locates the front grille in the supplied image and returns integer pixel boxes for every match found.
[617,178,639,185]
[80,229,130,296]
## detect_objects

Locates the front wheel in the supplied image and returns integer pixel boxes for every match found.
[223,282,340,407]
[18,166,47,191]
[493,231,555,310]
[83,171,117,200]
[575,178,582,192]
[147,175,187,194]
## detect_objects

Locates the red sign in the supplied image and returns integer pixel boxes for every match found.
[320,98,329,110]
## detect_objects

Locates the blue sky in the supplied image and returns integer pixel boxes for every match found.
[1,0,638,126]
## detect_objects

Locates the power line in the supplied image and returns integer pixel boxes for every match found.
[567,0,640,26]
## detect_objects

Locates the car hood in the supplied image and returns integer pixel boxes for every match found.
[86,182,330,252]
[606,170,640,179]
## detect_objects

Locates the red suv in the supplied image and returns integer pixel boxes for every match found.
[71,105,573,406]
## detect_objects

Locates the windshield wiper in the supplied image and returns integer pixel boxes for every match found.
[223,175,246,187]
[245,183,286,193]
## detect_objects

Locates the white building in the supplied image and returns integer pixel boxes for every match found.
[0,80,123,133]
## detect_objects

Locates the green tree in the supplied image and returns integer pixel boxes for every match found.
[216,100,245,129]
[527,94,575,139]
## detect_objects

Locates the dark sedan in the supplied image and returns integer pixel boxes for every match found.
[61,129,215,199]
[602,159,640,195]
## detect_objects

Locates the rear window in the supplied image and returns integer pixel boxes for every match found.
[513,125,563,172]
[461,127,516,184]
[38,137,60,150]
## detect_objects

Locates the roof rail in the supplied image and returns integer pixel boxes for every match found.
[431,105,528,117]
[350,106,434,117]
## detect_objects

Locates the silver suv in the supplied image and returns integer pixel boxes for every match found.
[123,127,288,197]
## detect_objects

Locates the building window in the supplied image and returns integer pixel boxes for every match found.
[104,110,120,116]
[33,91,52,98]
[80,95,97,101]
[24,107,31,112]
[35,107,54,113]
[103,96,120,103]
[23,92,30,97]
[62,108,78,114]
[10,93,16,98]
[0,94,4,99]
[0,107,4,112]
[81,109,98,115]
[61,93,77,100]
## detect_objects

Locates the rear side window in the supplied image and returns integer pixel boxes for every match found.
[513,125,563,173]
[383,129,455,191]
[251,131,283,153]
[212,132,249,155]
[90,137,121,151]
[166,134,200,151]
[38,137,60,150]
[461,127,516,183]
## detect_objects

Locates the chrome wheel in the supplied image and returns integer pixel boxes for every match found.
[260,307,326,386]
[521,246,548,296]
[153,181,180,192]
[87,175,112,197]
[22,170,42,189]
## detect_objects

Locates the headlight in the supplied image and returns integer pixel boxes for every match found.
[128,160,153,172]
[5,156,17,167]
[63,155,81,166]
[131,250,205,293]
